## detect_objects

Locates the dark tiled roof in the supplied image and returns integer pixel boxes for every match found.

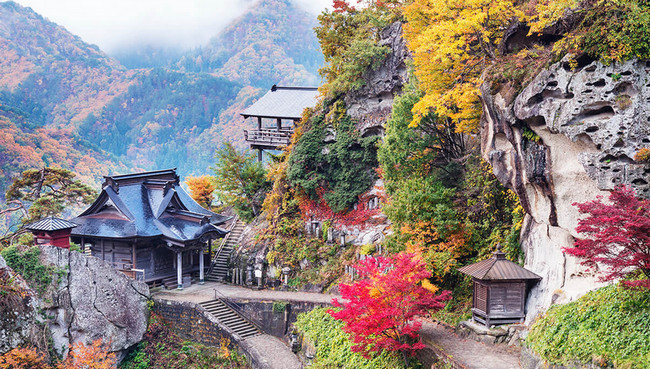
[71,169,230,244]
[458,250,541,281]
[241,85,319,120]
[25,217,77,231]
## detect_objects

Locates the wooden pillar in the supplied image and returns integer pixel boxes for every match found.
[80,238,85,252]
[177,251,183,289]
[258,149,263,163]
[132,242,136,269]
[257,116,262,130]
[199,245,205,285]
[276,118,281,132]
[208,239,212,259]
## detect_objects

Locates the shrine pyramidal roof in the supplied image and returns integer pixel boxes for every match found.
[458,247,542,281]
[71,169,230,245]
[241,85,319,120]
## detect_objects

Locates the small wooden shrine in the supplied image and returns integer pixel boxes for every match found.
[25,217,78,249]
[458,245,541,327]
[69,169,230,288]
[241,85,319,161]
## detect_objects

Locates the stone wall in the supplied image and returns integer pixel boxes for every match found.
[228,298,330,339]
[152,299,234,347]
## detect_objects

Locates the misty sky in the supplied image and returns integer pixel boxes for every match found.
[14,0,331,53]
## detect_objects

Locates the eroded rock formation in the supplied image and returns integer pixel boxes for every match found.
[481,56,650,321]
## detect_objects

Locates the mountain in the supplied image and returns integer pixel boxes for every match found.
[0,0,323,195]
[174,0,323,87]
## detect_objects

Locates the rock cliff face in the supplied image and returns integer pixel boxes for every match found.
[39,246,150,356]
[345,21,409,138]
[481,57,650,321]
[0,255,39,355]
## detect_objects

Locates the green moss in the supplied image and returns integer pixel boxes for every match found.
[294,307,421,369]
[527,282,650,368]
[1,245,57,295]
[288,109,379,213]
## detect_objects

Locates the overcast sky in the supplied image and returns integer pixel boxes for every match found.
[14,0,331,53]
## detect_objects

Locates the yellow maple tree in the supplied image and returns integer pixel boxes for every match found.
[403,0,522,133]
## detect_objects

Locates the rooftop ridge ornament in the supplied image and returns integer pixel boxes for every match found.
[493,243,506,260]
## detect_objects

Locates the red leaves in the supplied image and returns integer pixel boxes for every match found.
[329,252,451,360]
[565,185,650,289]
[333,0,356,13]
[298,187,380,229]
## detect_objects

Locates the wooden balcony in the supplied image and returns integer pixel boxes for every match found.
[244,128,293,150]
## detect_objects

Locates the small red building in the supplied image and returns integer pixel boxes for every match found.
[25,217,78,249]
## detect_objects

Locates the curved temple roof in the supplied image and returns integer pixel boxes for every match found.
[71,169,230,245]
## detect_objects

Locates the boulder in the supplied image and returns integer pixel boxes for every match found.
[39,246,150,356]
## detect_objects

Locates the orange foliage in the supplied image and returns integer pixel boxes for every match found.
[0,340,115,369]
[186,175,216,209]
[0,347,51,369]
[58,340,116,369]
[400,221,471,280]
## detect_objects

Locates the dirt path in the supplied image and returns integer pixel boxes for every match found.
[420,321,522,369]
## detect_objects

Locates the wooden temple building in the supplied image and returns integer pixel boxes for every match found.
[458,245,541,327]
[241,85,319,161]
[69,169,231,289]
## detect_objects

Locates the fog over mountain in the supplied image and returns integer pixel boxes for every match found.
[13,0,331,57]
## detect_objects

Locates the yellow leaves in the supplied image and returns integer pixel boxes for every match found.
[421,278,439,294]
[527,0,581,35]
[404,0,522,134]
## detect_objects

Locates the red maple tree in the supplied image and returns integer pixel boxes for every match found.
[329,252,451,363]
[565,185,650,289]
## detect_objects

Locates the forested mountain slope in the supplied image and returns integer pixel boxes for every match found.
[174,0,323,87]
[0,0,323,191]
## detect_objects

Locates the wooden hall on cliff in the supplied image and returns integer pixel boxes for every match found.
[241,85,319,161]
[458,245,541,327]
[69,169,230,289]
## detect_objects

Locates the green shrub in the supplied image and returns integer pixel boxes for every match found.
[527,282,650,368]
[294,307,421,369]
[1,245,57,295]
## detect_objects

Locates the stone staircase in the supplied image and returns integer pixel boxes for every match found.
[199,299,261,340]
[206,219,245,282]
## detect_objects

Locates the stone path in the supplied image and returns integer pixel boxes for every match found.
[420,321,522,369]
[153,281,336,305]
[154,282,522,369]
[240,334,302,369]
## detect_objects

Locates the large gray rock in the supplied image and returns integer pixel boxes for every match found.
[39,246,150,356]
[480,56,650,322]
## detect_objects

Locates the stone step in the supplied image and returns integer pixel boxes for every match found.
[199,299,260,339]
